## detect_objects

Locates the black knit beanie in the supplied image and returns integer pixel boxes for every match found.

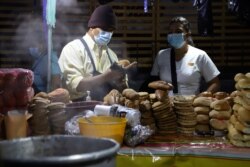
[88,5,117,31]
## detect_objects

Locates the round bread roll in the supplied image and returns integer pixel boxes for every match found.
[225,96,234,107]
[210,99,231,111]
[241,89,250,99]
[230,90,239,98]
[148,80,173,91]
[234,96,250,110]
[193,96,214,107]
[103,89,122,105]
[194,106,210,115]
[233,103,241,112]
[209,110,231,120]
[237,106,250,123]
[246,72,250,79]
[122,88,139,100]
[234,73,246,82]
[213,91,229,100]
[238,78,250,89]
[195,124,210,132]
[228,123,243,141]
[34,92,49,99]
[138,92,149,101]
[139,99,151,112]
[196,114,210,124]
[198,91,213,97]
[234,118,250,134]
[210,118,228,130]
[118,59,130,67]
[155,89,168,102]
[235,83,240,90]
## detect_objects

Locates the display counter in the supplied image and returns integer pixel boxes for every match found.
[117,134,250,167]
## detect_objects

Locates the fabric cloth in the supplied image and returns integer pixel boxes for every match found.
[228,0,250,25]
[88,4,117,30]
[29,48,61,93]
[193,0,214,36]
[150,45,220,96]
[58,33,118,100]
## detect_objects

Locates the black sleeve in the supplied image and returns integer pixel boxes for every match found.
[139,75,160,93]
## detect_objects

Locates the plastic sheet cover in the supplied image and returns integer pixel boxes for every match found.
[117,135,250,167]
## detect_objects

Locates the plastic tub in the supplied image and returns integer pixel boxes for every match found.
[0,135,120,167]
[78,116,127,144]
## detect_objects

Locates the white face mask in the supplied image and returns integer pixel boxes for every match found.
[94,30,113,46]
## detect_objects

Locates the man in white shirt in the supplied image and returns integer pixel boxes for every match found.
[59,5,129,101]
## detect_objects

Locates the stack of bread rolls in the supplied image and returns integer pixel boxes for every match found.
[209,99,232,133]
[138,92,156,131]
[148,80,177,134]
[122,88,140,109]
[173,95,196,135]
[193,95,215,134]
[28,95,51,135]
[228,72,250,147]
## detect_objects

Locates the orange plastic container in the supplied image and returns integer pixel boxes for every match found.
[78,116,127,144]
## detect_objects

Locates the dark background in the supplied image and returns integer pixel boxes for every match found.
[0,0,249,92]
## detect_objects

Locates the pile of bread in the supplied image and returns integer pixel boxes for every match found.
[103,80,175,134]
[228,73,250,147]
[28,88,70,136]
[193,92,232,135]
[103,72,250,147]
[173,95,196,135]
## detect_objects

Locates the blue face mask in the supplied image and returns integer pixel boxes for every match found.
[167,33,185,49]
[94,30,113,46]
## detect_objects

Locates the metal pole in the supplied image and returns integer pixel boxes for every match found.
[47,25,52,92]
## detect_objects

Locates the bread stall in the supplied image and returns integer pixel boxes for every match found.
[0,0,250,167]
[114,73,250,167]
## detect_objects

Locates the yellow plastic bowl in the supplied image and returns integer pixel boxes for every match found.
[78,116,127,144]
